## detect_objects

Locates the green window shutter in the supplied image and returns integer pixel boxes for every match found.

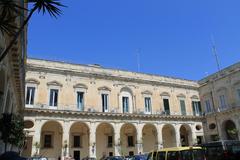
[192,101,196,116]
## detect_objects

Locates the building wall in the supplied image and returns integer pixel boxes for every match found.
[0,1,27,154]
[199,62,240,142]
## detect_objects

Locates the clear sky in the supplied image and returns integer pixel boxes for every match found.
[28,0,240,80]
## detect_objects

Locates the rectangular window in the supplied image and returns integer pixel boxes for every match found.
[163,98,170,115]
[122,97,129,113]
[219,95,226,109]
[192,101,202,116]
[180,100,186,115]
[127,136,134,147]
[44,134,52,148]
[26,87,35,105]
[107,136,113,147]
[77,92,84,111]
[73,135,81,147]
[205,99,212,113]
[144,97,151,113]
[49,89,58,107]
[102,94,109,112]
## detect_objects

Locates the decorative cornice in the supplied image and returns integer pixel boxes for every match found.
[98,86,111,91]
[24,108,203,122]
[47,80,63,87]
[27,59,199,90]
[73,83,88,89]
[26,78,40,85]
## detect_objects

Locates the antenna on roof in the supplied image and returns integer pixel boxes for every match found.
[136,48,141,72]
[211,35,221,72]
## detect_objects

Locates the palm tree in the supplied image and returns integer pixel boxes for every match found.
[0,0,65,62]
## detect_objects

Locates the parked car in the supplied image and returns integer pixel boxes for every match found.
[132,154,148,160]
[201,140,240,160]
[147,146,205,160]
[105,156,124,160]
[27,157,48,160]
[0,151,27,160]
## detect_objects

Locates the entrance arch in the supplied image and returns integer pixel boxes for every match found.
[40,121,63,159]
[223,120,238,140]
[96,123,114,159]
[180,124,192,146]
[69,122,90,160]
[162,124,176,148]
[142,124,157,152]
[120,123,137,156]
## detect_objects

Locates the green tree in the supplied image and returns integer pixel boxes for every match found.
[0,0,65,62]
[0,113,27,153]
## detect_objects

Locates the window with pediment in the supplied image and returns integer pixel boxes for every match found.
[47,81,62,108]
[25,78,40,107]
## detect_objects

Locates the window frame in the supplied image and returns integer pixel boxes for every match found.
[43,133,53,148]
[49,88,59,107]
[102,93,109,112]
[127,135,134,147]
[25,83,38,108]
[73,135,81,148]
[107,135,113,148]
[122,96,129,113]
[144,97,152,114]
[76,91,84,111]
[179,99,186,116]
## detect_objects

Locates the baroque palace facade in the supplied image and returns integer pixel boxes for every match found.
[22,58,204,159]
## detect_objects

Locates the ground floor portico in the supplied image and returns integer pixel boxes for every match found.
[22,108,204,160]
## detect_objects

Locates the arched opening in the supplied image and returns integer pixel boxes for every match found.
[40,121,63,159]
[162,124,176,148]
[96,123,114,159]
[69,122,90,160]
[119,87,133,113]
[142,124,157,152]
[120,123,137,156]
[180,125,192,146]
[224,120,238,140]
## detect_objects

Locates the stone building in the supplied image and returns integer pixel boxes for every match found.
[0,1,27,154]
[198,62,240,142]
[23,58,204,160]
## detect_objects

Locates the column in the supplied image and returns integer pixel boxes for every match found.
[156,124,163,150]
[191,124,197,145]
[175,124,181,147]
[136,124,143,154]
[62,121,70,157]
[31,120,43,156]
[114,123,121,156]
[89,122,96,158]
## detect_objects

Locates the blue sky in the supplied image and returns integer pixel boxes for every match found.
[28,0,240,80]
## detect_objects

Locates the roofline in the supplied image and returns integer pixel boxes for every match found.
[27,57,197,83]
[198,61,240,84]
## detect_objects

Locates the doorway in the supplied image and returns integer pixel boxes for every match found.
[74,150,80,160]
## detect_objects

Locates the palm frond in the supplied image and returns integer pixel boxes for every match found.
[28,0,66,18]
[0,15,18,36]
[0,0,26,17]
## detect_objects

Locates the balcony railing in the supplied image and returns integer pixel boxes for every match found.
[25,103,202,117]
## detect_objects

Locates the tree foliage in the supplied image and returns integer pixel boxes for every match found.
[0,0,65,62]
[0,113,26,152]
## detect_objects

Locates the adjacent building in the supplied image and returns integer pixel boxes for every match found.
[22,58,204,160]
[0,1,27,154]
[198,62,240,142]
